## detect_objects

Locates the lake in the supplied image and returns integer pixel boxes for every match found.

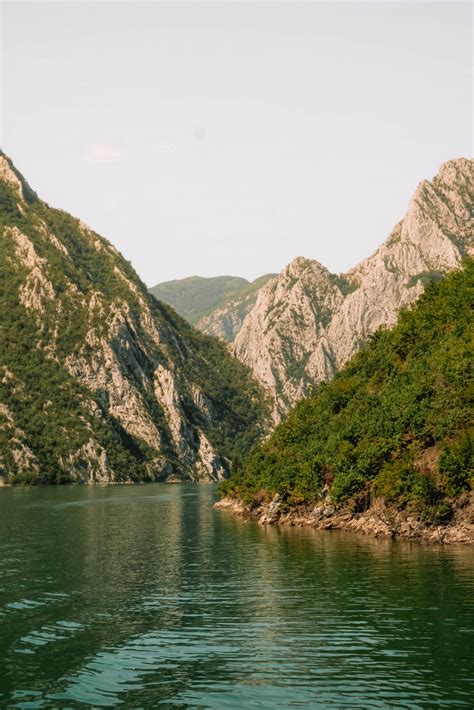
[0,483,473,708]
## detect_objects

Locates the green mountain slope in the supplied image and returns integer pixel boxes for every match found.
[150,273,276,342]
[0,152,268,484]
[150,275,248,325]
[222,261,473,523]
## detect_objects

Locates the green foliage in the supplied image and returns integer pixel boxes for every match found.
[223,261,474,517]
[154,303,270,464]
[0,170,269,484]
[406,270,445,289]
[150,273,276,338]
[439,430,474,497]
[150,275,249,324]
[420,503,454,524]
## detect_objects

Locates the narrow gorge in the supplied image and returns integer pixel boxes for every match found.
[155,159,472,422]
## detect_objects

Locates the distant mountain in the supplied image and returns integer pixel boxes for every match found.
[0,152,268,484]
[150,273,275,342]
[195,274,276,341]
[220,261,474,543]
[150,275,248,325]
[233,159,473,421]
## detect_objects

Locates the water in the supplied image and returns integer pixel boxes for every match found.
[0,484,473,709]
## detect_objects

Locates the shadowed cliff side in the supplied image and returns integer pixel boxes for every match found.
[0,152,269,484]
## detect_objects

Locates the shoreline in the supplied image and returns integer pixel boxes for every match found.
[0,478,218,488]
[214,493,474,545]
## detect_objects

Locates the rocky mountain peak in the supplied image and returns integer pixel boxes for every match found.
[233,158,472,422]
[284,256,330,280]
[435,156,472,183]
[0,152,38,203]
[0,153,267,484]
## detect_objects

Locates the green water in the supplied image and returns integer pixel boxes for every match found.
[0,484,473,709]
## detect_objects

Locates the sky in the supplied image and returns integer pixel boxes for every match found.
[1,1,472,286]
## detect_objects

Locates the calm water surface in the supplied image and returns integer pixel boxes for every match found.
[0,484,473,709]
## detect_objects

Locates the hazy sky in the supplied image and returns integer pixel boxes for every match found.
[1,1,472,286]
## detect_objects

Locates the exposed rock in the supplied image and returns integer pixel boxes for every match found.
[0,153,267,484]
[63,438,114,484]
[233,258,345,418]
[195,429,228,481]
[198,304,247,342]
[234,158,473,420]
[216,492,474,545]
[0,403,40,478]
[258,493,282,524]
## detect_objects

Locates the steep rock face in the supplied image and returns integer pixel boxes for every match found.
[234,158,473,421]
[0,153,267,484]
[232,258,349,414]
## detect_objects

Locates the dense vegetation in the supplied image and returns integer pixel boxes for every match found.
[0,154,269,483]
[150,273,276,337]
[150,275,249,324]
[155,303,271,464]
[0,184,149,482]
[222,262,473,522]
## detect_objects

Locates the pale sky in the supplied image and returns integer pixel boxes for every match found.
[1,1,472,286]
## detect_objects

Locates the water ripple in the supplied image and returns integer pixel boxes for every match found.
[0,483,473,709]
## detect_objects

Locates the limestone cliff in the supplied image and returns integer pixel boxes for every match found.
[0,152,267,484]
[233,158,473,421]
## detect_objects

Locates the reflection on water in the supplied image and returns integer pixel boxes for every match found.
[0,484,473,708]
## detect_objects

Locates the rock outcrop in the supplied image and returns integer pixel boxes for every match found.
[0,152,267,484]
[215,493,474,545]
[233,158,473,420]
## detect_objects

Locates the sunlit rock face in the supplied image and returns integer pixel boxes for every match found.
[0,152,266,483]
[233,159,473,421]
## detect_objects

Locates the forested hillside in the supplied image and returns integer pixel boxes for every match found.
[0,152,268,484]
[150,273,275,342]
[222,262,473,525]
[150,275,248,325]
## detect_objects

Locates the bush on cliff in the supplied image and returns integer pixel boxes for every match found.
[221,260,473,516]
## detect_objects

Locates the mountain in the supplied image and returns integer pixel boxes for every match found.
[149,275,248,326]
[150,273,275,342]
[219,262,474,542]
[195,274,276,341]
[0,152,268,484]
[233,159,473,421]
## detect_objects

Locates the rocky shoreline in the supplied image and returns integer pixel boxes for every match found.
[215,493,474,544]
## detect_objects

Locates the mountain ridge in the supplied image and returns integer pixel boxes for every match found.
[0,152,268,484]
[219,260,474,543]
[233,158,473,420]
[148,159,472,423]
[150,273,276,342]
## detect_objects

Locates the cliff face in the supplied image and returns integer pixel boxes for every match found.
[219,261,474,543]
[233,159,473,421]
[0,153,267,484]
